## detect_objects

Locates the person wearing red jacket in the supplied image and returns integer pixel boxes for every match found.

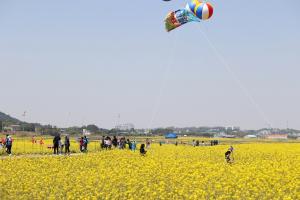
[79,137,84,152]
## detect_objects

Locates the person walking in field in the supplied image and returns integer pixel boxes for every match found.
[64,135,70,155]
[112,136,118,149]
[225,146,234,163]
[146,138,151,149]
[127,139,132,150]
[5,135,13,155]
[104,137,108,150]
[39,137,44,145]
[107,137,112,150]
[131,140,136,152]
[79,137,84,152]
[0,137,5,154]
[59,137,63,154]
[0,140,3,150]
[140,144,147,156]
[32,136,37,144]
[83,136,89,152]
[53,134,61,155]
[100,136,105,149]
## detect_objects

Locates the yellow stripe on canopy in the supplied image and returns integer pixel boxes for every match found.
[194,2,203,14]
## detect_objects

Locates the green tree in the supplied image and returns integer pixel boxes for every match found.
[151,128,174,136]
[22,123,35,132]
[86,124,99,133]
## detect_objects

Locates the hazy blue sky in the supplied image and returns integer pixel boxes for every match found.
[0,0,299,129]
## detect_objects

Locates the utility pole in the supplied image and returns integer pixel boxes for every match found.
[22,111,26,132]
[117,114,120,126]
[116,114,120,135]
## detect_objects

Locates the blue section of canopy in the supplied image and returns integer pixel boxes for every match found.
[165,133,178,139]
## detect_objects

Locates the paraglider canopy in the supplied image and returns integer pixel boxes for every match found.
[164,0,214,32]
[186,0,214,20]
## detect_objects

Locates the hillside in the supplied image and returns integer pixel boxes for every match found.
[0,111,22,124]
[0,111,108,135]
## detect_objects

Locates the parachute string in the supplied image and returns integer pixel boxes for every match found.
[147,34,178,132]
[199,25,272,128]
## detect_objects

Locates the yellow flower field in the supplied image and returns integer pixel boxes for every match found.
[0,143,299,199]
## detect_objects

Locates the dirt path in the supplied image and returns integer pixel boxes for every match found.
[0,153,85,160]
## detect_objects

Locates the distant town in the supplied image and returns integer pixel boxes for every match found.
[1,111,300,139]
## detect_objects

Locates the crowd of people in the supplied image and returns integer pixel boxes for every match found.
[79,136,88,152]
[52,134,70,155]
[192,139,219,147]
[100,136,139,152]
[51,134,149,156]
[0,133,233,163]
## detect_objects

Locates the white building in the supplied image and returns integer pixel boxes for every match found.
[82,129,92,136]
[115,123,134,131]
[244,135,257,138]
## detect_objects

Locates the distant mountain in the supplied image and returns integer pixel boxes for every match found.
[0,112,22,124]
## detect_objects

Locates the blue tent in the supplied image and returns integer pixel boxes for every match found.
[165,133,178,139]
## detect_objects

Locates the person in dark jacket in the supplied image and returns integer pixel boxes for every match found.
[64,135,70,155]
[5,135,13,155]
[83,136,89,152]
[225,146,234,163]
[112,136,118,148]
[140,144,147,155]
[101,136,105,149]
[127,139,132,150]
[53,134,61,155]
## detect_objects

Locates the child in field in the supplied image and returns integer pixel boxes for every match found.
[146,138,151,149]
[131,140,136,152]
[140,144,147,156]
[0,139,4,154]
[39,137,44,145]
[225,146,234,163]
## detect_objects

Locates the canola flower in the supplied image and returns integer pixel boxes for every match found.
[0,143,299,199]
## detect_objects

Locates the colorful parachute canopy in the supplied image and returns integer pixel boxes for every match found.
[186,0,213,20]
[164,0,214,32]
[165,9,199,32]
